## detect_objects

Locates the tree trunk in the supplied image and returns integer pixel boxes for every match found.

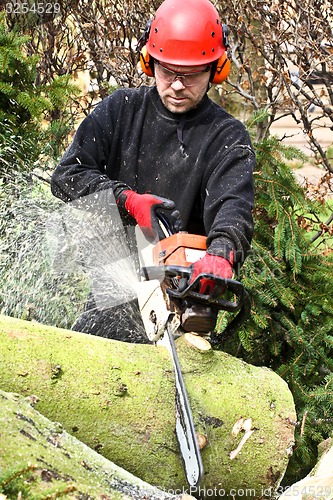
[0,314,296,498]
[0,389,192,499]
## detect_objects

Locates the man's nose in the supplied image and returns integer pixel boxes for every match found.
[171,78,186,91]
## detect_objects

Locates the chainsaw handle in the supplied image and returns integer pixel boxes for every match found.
[165,265,251,340]
[164,265,245,312]
[157,212,175,237]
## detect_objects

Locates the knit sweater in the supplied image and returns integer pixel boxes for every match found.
[51,86,255,266]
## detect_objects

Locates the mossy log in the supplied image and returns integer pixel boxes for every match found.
[0,314,296,499]
[0,390,192,499]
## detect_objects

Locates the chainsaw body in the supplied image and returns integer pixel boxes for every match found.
[153,232,206,267]
[142,231,250,337]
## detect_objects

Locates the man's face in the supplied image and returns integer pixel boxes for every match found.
[154,61,211,114]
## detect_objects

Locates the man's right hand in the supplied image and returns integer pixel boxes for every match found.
[118,190,181,240]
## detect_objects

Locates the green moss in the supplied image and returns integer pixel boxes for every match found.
[0,391,169,499]
[0,315,296,497]
[0,315,185,487]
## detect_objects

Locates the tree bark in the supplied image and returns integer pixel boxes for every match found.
[0,315,296,498]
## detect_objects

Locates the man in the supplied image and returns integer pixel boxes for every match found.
[51,0,255,342]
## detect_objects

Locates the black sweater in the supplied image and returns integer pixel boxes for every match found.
[51,86,255,266]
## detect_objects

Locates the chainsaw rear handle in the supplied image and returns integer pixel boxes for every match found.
[164,265,245,312]
[165,265,251,340]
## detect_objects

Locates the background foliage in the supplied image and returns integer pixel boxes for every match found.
[0,0,332,487]
[219,128,333,482]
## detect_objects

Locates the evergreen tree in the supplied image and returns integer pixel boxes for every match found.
[0,12,77,178]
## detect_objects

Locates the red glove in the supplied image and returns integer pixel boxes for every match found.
[118,190,180,239]
[190,252,233,294]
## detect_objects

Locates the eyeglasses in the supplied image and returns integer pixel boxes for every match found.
[154,61,211,87]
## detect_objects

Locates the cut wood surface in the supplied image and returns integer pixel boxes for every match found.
[0,315,296,498]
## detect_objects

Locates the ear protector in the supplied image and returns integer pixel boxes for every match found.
[137,22,231,83]
[211,23,231,84]
[139,45,154,78]
[210,52,231,84]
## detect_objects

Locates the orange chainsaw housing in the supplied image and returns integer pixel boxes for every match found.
[153,232,207,267]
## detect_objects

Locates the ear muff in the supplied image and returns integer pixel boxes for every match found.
[139,46,154,77]
[210,52,231,84]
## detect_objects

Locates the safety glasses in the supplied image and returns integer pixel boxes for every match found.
[154,61,211,87]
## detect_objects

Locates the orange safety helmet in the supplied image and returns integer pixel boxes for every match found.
[138,0,231,84]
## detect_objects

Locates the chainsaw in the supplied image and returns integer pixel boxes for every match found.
[135,215,251,488]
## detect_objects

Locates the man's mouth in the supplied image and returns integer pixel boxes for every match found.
[167,95,188,104]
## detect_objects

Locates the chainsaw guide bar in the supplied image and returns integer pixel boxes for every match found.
[162,323,203,487]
